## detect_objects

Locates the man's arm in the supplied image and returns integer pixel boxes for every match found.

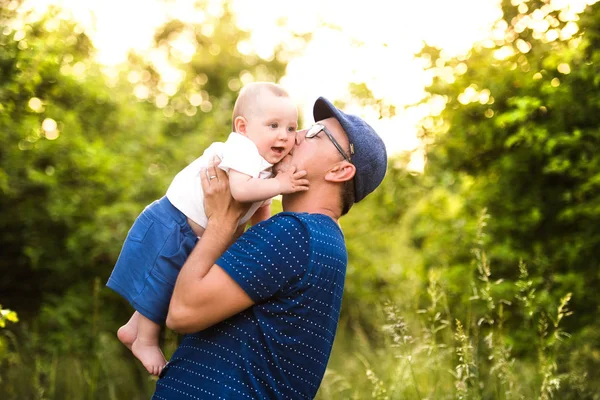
[166,160,254,333]
[166,227,255,333]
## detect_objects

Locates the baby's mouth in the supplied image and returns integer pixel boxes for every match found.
[271,146,285,155]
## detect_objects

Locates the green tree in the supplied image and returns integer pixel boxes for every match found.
[410,0,600,396]
[0,1,302,397]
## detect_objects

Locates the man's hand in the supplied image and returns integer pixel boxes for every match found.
[275,166,310,194]
[167,157,255,333]
[202,156,251,225]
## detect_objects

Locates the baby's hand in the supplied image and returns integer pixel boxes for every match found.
[275,166,309,194]
[274,154,293,176]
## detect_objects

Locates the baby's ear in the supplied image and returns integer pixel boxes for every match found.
[234,116,247,134]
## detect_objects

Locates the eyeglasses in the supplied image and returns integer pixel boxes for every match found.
[305,124,352,163]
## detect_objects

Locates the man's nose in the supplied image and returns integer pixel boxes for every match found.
[295,129,307,145]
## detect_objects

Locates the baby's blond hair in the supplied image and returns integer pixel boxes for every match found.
[232,82,290,131]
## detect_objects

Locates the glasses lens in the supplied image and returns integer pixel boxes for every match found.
[306,124,323,138]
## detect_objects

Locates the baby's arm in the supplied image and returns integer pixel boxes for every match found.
[228,168,309,203]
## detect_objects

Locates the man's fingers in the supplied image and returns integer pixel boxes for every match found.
[200,167,212,194]
[205,164,217,181]
[208,154,222,166]
[204,155,223,182]
[212,156,226,179]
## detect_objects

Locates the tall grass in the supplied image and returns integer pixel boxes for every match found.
[0,211,581,398]
[0,279,181,399]
[317,210,575,399]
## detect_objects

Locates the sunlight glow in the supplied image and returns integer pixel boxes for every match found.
[28,97,44,113]
[557,63,571,74]
[18,0,600,169]
[42,118,59,139]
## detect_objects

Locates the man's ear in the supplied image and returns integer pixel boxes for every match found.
[234,116,247,134]
[325,162,356,183]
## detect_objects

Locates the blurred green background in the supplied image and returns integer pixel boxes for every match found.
[2,0,600,398]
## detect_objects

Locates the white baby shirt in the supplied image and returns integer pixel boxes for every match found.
[166,132,273,228]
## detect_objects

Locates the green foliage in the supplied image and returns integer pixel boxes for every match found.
[395,0,600,396]
[2,0,600,398]
[0,1,300,397]
[327,0,600,397]
[318,213,576,400]
[340,162,425,324]
[0,306,18,329]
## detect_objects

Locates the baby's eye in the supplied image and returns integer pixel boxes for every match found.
[288,126,296,133]
[270,123,279,129]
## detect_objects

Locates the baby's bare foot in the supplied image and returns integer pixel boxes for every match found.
[131,339,167,376]
[117,324,137,350]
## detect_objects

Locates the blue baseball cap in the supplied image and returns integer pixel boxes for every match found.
[313,97,388,202]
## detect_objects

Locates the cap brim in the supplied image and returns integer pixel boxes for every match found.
[313,97,359,148]
[313,97,345,126]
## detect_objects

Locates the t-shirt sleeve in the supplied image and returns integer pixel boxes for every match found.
[216,214,310,303]
[218,133,268,178]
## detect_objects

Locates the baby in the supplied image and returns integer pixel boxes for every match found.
[106,82,309,375]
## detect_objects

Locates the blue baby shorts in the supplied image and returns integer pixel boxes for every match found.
[107,196,198,324]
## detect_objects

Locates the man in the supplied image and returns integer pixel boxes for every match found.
[152,97,388,399]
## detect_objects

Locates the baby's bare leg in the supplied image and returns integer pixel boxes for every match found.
[117,311,140,350]
[131,313,167,376]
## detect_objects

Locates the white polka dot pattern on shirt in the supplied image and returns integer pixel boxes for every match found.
[155,213,347,399]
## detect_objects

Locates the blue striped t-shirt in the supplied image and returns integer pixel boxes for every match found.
[152,212,347,399]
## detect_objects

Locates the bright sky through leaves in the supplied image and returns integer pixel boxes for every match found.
[20,0,597,170]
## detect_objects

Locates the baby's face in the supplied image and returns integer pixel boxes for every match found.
[243,94,298,165]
